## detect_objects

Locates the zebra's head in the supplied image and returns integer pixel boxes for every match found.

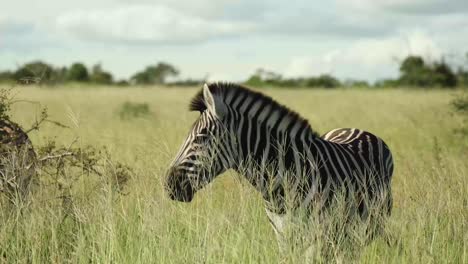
[166,84,230,202]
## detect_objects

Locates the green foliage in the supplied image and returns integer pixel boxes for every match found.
[1,86,132,212]
[13,61,55,84]
[451,93,468,135]
[398,56,457,88]
[433,61,457,87]
[2,54,468,89]
[343,79,370,88]
[305,74,341,88]
[66,63,89,82]
[245,74,265,87]
[90,64,113,84]
[131,62,179,85]
[455,95,468,111]
[37,142,132,196]
[0,71,14,83]
[245,68,342,88]
[118,101,152,120]
[456,67,468,87]
[115,79,130,86]
[374,79,401,88]
[50,67,68,84]
[168,79,205,87]
[245,68,284,87]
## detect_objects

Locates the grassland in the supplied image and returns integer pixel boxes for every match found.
[1,85,467,263]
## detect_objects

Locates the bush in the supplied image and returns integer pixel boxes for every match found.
[0,71,14,83]
[452,95,468,113]
[451,93,468,136]
[13,61,55,84]
[118,102,152,120]
[66,63,89,82]
[398,56,457,88]
[130,62,179,85]
[90,64,113,84]
[0,88,133,208]
[245,69,342,89]
[305,74,341,88]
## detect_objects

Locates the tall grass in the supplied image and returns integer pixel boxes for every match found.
[1,86,467,263]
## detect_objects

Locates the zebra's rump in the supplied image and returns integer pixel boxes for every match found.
[318,128,393,207]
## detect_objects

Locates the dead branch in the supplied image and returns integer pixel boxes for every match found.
[38,152,74,162]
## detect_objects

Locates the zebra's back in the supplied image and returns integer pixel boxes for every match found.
[321,128,393,180]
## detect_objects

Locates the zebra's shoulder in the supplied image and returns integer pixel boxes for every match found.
[320,128,368,143]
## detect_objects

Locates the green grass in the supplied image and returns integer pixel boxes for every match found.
[1,85,467,263]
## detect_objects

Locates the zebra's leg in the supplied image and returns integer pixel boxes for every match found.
[359,187,392,241]
[265,209,289,258]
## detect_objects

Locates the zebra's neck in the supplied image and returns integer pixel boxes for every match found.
[220,96,318,194]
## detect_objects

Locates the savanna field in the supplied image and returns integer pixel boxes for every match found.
[1,85,467,263]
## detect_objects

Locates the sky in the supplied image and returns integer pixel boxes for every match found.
[1,0,468,82]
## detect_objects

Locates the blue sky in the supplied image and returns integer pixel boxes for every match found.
[1,0,468,82]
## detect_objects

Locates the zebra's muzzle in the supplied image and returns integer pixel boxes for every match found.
[165,167,195,202]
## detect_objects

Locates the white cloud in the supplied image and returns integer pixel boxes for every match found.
[115,0,237,18]
[284,30,441,81]
[56,5,256,44]
[339,0,425,11]
[284,54,338,78]
[339,0,468,14]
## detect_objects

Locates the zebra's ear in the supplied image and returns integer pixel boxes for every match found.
[203,83,226,117]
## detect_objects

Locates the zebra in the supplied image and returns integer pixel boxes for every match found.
[165,82,394,250]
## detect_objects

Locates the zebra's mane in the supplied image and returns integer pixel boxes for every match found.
[189,82,319,137]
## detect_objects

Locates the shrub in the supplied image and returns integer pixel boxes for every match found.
[13,61,55,84]
[0,88,132,209]
[451,93,468,136]
[452,94,468,114]
[90,64,113,84]
[130,62,179,85]
[399,56,458,88]
[66,63,89,82]
[118,102,152,120]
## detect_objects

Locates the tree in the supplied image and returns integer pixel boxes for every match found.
[50,67,68,84]
[306,74,341,88]
[90,64,113,84]
[245,68,285,87]
[344,79,370,88]
[457,67,468,87]
[0,71,13,83]
[433,61,457,87]
[399,56,432,87]
[245,74,264,87]
[398,55,457,87]
[400,56,425,75]
[130,62,179,85]
[13,61,54,84]
[67,63,89,82]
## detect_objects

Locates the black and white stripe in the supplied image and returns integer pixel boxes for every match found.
[166,82,394,240]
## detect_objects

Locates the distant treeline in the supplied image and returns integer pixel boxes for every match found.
[1,54,467,88]
[247,55,468,89]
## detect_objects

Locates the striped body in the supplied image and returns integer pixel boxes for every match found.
[260,128,393,236]
[166,83,394,245]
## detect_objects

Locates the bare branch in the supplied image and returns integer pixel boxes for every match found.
[38,152,74,162]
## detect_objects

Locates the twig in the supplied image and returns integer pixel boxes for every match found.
[24,112,47,134]
[38,152,74,162]
[44,119,69,129]
[9,99,41,105]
